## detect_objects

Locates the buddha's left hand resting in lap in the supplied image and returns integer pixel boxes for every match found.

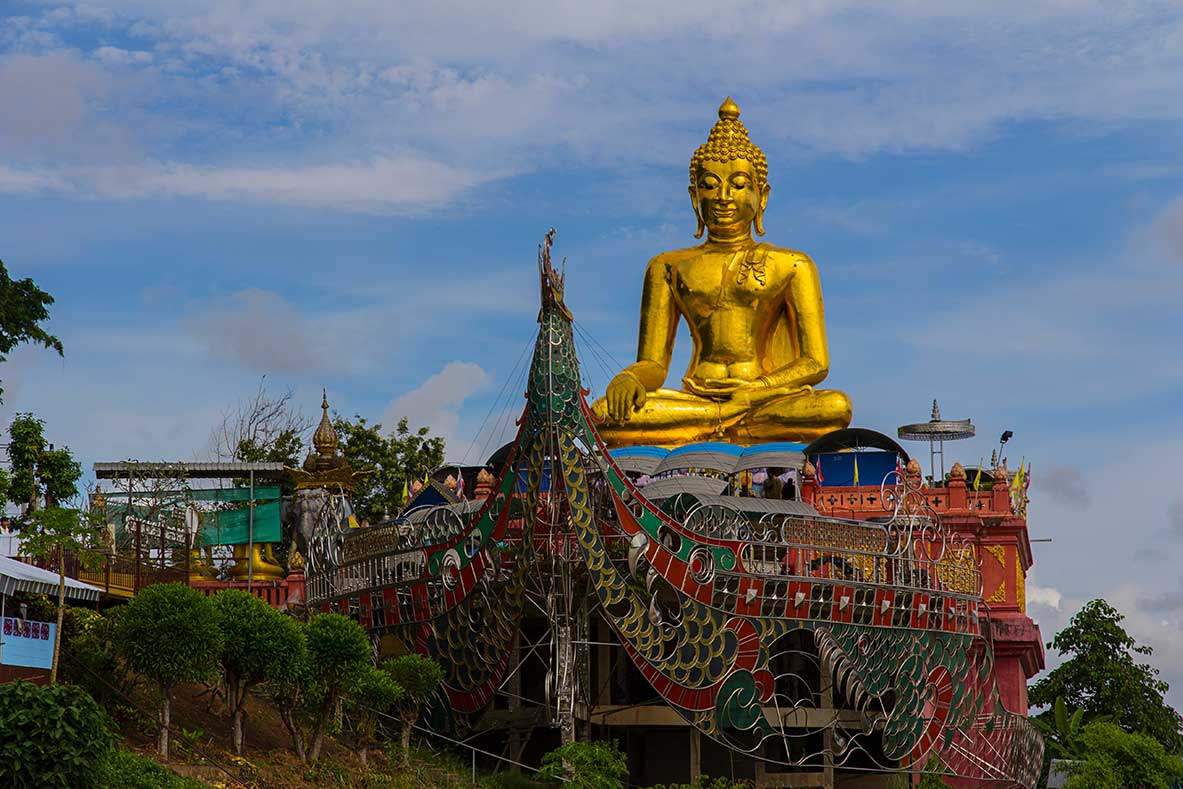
[591,98,852,447]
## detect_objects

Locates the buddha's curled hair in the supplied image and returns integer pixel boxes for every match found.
[690,97,769,186]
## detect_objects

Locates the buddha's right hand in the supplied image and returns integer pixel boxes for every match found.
[605,372,647,423]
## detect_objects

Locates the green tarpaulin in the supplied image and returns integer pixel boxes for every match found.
[198,499,282,546]
[103,487,284,546]
[190,486,281,503]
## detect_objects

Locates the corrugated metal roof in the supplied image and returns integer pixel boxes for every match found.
[94,461,288,480]
[636,475,729,500]
[654,452,741,475]
[732,451,805,472]
[663,493,819,517]
[403,498,485,524]
[0,556,102,603]
[612,455,664,475]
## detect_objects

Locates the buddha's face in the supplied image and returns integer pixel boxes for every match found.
[690,158,769,238]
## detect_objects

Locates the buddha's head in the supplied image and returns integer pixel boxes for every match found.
[689,97,771,239]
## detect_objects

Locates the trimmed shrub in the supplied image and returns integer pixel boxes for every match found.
[115,582,223,760]
[305,613,372,762]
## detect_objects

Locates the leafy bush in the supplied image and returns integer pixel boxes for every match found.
[305,613,373,762]
[537,740,629,789]
[94,747,208,789]
[349,665,405,765]
[60,605,133,708]
[1063,721,1183,789]
[0,680,116,788]
[486,772,548,789]
[212,588,300,755]
[115,582,223,759]
[382,653,445,765]
[265,615,314,760]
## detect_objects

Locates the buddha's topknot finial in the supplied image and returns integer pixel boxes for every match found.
[719,96,740,121]
[690,97,768,186]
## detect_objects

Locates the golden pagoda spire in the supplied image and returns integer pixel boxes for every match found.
[312,388,338,458]
[291,388,368,490]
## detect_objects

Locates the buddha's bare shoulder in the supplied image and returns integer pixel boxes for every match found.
[649,245,705,265]
[643,245,705,278]
[760,244,815,266]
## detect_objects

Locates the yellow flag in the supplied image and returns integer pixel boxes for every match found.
[853,454,860,486]
[972,458,983,491]
[1011,457,1025,491]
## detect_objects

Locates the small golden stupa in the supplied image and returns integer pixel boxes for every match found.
[289,390,367,491]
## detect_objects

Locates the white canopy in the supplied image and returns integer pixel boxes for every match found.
[0,555,103,603]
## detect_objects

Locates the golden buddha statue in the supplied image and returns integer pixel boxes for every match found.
[592,98,852,447]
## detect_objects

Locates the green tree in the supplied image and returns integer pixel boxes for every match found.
[211,589,299,755]
[305,613,372,762]
[381,653,445,765]
[1029,599,1183,752]
[6,413,80,513]
[0,261,63,404]
[115,583,224,760]
[264,616,313,761]
[537,740,629,789]
[5,413,90,684]
[348,665,404,766]
[0,680,116,788]
[335,415,445,522]
[1063,721,1183,789]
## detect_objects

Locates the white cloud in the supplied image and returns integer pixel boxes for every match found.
[381,362,491,454]
[0,165,70,193]
[5,3,1183,211]
[0,157,501,214]
[92,46,153,66]
[1026,584,1062,611]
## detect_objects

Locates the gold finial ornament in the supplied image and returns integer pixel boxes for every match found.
[312,389,339,457]
[590,99,852,447]
[290,388,369,490]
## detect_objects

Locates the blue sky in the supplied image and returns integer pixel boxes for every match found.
[3,2,1183,703]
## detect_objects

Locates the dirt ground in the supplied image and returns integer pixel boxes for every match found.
[117,681,475,788]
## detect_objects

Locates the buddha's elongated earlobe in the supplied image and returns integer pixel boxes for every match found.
[690,185,705,238]
[754,181,770,236]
